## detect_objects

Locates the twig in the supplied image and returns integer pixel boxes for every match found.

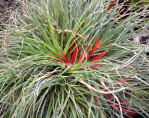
[78,79,130,94]
[35,72,53,82]
[112,43,137,55]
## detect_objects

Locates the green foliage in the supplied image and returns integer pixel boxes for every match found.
[124,0,149,6]
[0,0,149,118]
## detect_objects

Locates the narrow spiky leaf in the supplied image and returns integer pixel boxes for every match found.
[88,36,101,59]
[69,36,76,54]
[88,37,92,43]
[60,49,68,63]
[91,50,108,61]
[87,64,100,68]
[49,55,65,63]
[71,43,80,63]
[78,49,87,63]
[103,94,128,105]
[119,77,131,83]
[111,104,137,113]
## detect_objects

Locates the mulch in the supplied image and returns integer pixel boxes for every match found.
[0,0,21,31]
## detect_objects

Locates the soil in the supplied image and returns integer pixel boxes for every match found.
[0,0,21,31]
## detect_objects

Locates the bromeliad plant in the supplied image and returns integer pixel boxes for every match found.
[49,34,108,68]
[0,0,149,118]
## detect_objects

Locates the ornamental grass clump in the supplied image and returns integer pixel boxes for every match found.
[0,0,149,118]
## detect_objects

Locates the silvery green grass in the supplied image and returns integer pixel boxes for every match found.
[0,0,149,118]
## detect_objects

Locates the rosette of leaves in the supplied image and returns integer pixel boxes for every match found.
[0,0,149,118]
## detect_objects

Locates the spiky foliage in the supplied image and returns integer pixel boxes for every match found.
[0,0,149,118]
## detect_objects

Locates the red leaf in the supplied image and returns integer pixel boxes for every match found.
[60,49,68,63]
[115,77,131,85]
[87,64,100,68]
[95,95,136,115]
[76,29,79,33]
[91,50,108,61]
[103,94,128,106]
[71,43,80,63]
[119,77,131,83]
[112,104,137,113]
[78,49,87,63]
[88,37,92,43]
[49,55,65,63]
[69,30,79,54]
[94,103,100,111]
[88,36,101,59]
[107,101,136,113]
